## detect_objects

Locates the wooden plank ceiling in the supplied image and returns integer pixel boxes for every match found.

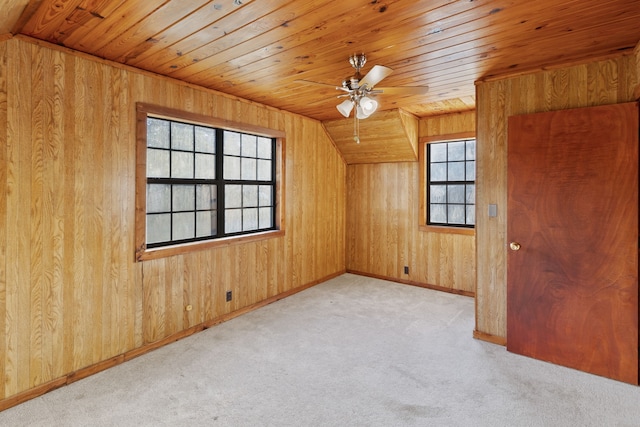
[3,0,640,121]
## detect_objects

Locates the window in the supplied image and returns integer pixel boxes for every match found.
[426,138,475,228]
[136,104,284,260]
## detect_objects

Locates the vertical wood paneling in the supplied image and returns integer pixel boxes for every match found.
[0,38,7,399]
[61,52,76,376]
[111,65,136,357]
[100,64,114,360]
[71,54,87,370]
[210,247,226,316]
[7,39,33,394]
[30,41,45,388]
[130,71,146,351]
[0,37,346,403]
[475,54,638,340]
[90,58,105,367]
[165,256,182,337]
[475,78,508,340]
[47,47,64,381]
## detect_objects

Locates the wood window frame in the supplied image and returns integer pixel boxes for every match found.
[419,132,475,236]
[135,103,286,261]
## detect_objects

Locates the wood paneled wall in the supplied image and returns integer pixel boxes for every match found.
[475,53,638,342]
[346,111,476,294]
[0,37,346,402]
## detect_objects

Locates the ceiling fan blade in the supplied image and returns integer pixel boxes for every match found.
[376,86,429,95]
[359,65,393,88]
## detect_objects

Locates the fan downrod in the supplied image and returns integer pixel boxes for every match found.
[349,53,367,73]
[343,53,368,90]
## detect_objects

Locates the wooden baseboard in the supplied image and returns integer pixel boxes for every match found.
[347,270,475,298]
[0,270,345,412]
[473,329,507,346]
[125,324,205,362]
[0,378,67,412]
[67,355,126,384]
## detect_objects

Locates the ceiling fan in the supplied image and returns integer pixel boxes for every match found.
[296,53,429,143]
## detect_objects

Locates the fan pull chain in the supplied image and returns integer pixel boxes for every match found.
[353,114,360,144]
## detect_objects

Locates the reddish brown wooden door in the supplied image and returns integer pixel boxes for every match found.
[507,102,639,384]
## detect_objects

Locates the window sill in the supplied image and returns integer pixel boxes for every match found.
[136,229,285,261]
[419,225,475,236]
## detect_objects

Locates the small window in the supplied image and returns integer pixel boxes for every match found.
[427,139,475,228]
[136,104,284,260]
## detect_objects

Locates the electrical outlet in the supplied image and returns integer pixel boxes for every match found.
[404,266,409,274]
[226,290,232,302]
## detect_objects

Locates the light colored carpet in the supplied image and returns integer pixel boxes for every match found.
[1,273,639,426]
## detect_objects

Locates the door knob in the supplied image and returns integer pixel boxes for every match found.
[510,242,521,251]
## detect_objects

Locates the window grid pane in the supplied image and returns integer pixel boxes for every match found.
[146,116,276,247]
[427,139,476,228]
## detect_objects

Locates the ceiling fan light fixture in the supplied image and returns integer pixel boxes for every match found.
[356,105,370,119]
[337,99,354,117]
[296,52,429,124]
[359,96,378,116]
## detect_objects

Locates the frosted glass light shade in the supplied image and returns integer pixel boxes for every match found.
[356,105,368,119]
[359,96,378,116]
[337,99,354,117]
[356,97,378,119]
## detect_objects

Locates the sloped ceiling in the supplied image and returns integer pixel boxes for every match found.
[324,110,418,164]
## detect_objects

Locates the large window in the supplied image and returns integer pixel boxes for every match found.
[426,138,475,228]
[136,104,284,260]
